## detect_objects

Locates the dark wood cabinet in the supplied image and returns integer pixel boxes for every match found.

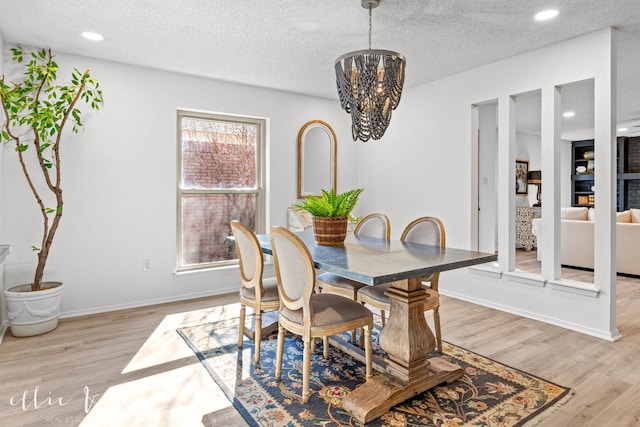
[571,139,596,208]
[571,137,640,210]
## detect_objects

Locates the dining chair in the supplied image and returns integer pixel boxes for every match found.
[231,220,280,365]
[315,213,390,344]
[269,226,372,403]
[357,216,445,353]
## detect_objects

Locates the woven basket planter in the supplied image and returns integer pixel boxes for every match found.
[312,216,348,246]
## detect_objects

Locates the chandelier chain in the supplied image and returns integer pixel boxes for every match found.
[368,5,372,50]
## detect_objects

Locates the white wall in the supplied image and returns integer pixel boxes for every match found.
[1,50,359,317]
[356,28,619,340]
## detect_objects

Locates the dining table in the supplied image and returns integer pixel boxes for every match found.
[255,229,497,424]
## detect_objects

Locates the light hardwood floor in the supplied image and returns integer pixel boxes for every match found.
[1,251,639,427]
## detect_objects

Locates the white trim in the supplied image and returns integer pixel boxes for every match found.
[0,246,9,264]
[503,270,546,287]
[547,278,600,297]
[173,263,275,281]
[175,109,268,272]
[440,288,620,341]
[0,321,8,344]
[469,263,502,279]
[173,264,239,281]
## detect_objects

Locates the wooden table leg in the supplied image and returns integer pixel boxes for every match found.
[341,277,464,423]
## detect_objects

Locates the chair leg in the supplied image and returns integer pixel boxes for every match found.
[358,300,366,349]
[238,303,246,349]
[364,324,372,380]
[275,326,285,380]
[323,336,329,359]
[433,307,442,354]
[381,309,387,327]
[302,337,312,403]
[350,291,358,345]
[254,310,262,364]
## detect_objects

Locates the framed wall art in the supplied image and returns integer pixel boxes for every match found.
[516,159,529,195]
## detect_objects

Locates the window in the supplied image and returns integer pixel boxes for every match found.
[177,110,266,271]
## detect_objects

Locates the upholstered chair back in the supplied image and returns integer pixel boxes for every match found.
[401,217,446,286]
[231,220,263,292]
[401,217,446,247]
[269,226,316,315]
[354,213,391,241]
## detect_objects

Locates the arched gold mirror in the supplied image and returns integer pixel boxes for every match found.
[297,120,337,199]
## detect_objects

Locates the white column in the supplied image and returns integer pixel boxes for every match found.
[593,28,619,338]
[497,95,516,271]
[540,86,561,280]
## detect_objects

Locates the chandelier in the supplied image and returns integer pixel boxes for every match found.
[335,0,406,142]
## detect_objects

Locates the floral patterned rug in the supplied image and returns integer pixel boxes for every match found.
[177,313,572,427]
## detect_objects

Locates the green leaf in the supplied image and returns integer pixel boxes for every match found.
[45,207,55,214]
[31,246,41,252]
[293,188,364,217]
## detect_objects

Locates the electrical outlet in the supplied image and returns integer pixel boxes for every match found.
[143,259,151,272]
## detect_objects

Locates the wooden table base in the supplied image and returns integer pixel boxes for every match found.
[341,357,463,423]
[340,278,463,423]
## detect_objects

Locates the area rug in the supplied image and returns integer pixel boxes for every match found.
[177,314,572,427]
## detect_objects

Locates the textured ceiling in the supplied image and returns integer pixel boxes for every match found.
[1,0,639,137]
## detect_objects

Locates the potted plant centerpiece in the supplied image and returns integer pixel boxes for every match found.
[294,188,364,245]
[0,47,103,336]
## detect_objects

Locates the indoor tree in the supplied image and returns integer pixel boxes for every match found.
[0,46,103,291]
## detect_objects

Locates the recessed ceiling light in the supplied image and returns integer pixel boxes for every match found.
[618,127,628,132]
[535,9,559,21]
[563,111,575,118]
[81,31,104,41]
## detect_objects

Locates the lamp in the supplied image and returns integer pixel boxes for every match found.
[334,0,406,142]
[527,170,542,207]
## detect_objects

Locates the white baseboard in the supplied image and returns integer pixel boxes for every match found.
[440,289,622,342]
[58,285,239,319]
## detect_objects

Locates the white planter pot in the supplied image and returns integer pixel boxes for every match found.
[5,282,64,337]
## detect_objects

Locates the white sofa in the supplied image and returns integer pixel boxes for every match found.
[531,207,640,276]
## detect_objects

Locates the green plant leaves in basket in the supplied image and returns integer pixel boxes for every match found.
[293,188,364,217]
